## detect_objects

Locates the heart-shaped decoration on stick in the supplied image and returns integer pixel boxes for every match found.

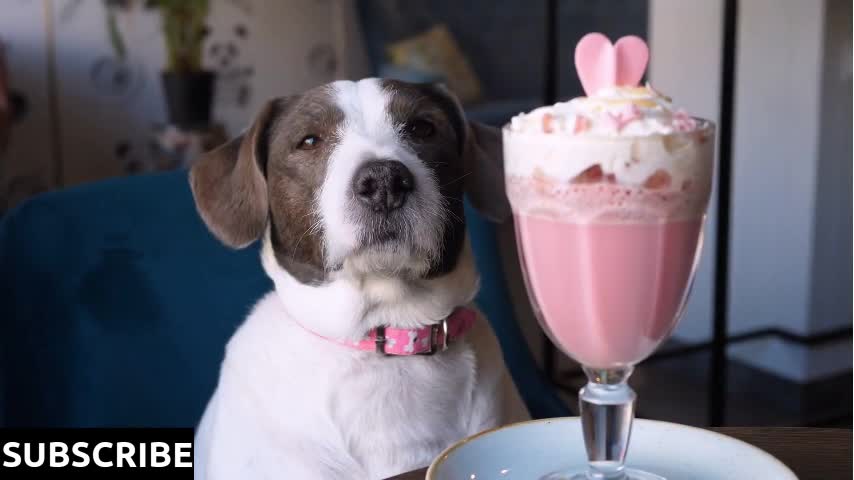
[574,33,649,97]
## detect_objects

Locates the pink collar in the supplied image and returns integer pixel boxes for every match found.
[301,307,477,356]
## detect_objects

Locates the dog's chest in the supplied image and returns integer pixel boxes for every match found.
[327,346,478,474]
[217,293,497,478]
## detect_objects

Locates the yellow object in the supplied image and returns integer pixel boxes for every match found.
[386,25,482,105]
[596,98,659,109]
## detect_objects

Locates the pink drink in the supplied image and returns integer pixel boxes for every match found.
[503,95,715,370]
[515,215,702,368]
[505,35,717,479]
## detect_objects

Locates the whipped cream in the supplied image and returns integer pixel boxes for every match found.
[509,84,698,137]
[502,84,715,222]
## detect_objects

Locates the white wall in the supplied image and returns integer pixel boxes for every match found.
[52,0,166,186]
[0,1,56,209]
[727,0,824,338]
[0,0,369,204]
[648,0,724,343]
[726,0,853,382]
[650,0,852,382]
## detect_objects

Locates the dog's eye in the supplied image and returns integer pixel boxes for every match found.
[298,135,321,150]
[405,119,435,140]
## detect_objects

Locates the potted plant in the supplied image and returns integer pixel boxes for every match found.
[146,0,213,130]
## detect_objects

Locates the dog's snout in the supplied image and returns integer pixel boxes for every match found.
[352,160,414,214]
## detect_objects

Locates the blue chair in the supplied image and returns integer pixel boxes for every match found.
[0,171,568,427]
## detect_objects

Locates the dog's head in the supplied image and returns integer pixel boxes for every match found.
[190,78,508,285]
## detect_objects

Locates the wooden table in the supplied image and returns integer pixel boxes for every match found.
[388,427,851,480]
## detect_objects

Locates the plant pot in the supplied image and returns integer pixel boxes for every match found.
[161,70,215,130]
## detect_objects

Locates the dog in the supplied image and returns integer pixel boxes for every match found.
[190,78,528,479]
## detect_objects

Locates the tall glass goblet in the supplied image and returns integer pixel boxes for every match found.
[504,120,716,480]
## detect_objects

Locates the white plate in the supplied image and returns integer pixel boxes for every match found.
[427,418,797,480]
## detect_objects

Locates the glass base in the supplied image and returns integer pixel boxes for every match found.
[540,368,666,480]
[540,467,666,480]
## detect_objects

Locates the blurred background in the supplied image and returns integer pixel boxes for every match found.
[0,0,851,429]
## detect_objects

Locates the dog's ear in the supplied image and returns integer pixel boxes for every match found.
[426,83,511,223]
[189,98,283,248]
[462,120,511,223]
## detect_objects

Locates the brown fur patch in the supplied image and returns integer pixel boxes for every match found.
[190,86,344,284]
[266,87,344,284]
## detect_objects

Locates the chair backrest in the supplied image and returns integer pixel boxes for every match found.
[1,172,271,427]
[463,202,570,419]
[0,171,566,427]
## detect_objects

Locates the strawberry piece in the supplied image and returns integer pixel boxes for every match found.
[542,113,555,133]
[572,165,604,184]
[573,115,591,134]
[643,169,672,189]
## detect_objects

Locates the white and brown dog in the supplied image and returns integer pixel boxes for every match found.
[190,78,528,479]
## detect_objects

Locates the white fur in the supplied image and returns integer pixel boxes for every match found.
[195,238,528,479]
[320,79,445,271]
[194,79,528,479]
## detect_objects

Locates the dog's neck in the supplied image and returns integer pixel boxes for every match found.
[261,230,480,341]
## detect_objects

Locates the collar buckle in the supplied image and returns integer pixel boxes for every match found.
[375,325,388,356]
[420,318,449,356]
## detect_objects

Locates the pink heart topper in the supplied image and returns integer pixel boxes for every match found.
[574,33,649,96]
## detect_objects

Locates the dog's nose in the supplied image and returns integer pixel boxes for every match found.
[352,160,415,214]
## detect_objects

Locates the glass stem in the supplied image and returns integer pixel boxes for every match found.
[579,366,636,480]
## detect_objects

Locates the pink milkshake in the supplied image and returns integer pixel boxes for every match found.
[503,86,715,369]
[507,33,716,479]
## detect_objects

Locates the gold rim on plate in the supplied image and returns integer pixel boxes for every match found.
[425,417,796,480]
